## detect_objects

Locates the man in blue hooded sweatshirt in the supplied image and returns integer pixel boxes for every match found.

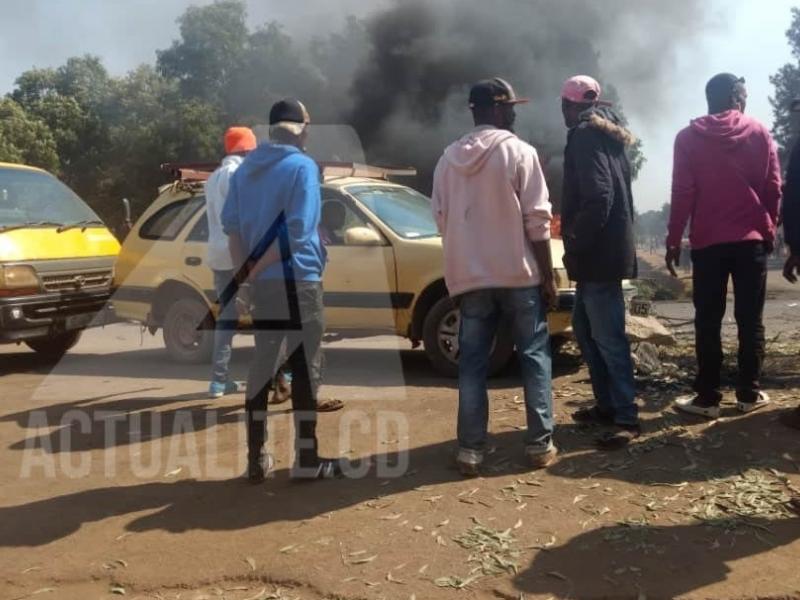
[222,98,338,482]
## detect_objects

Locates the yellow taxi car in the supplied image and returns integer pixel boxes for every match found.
[113,163,574,376]
[0,162,120,358]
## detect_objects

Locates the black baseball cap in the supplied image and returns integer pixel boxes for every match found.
[269,98,311,125]
[468,77,529,109]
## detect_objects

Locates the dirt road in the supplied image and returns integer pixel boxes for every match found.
[1,298,800,600]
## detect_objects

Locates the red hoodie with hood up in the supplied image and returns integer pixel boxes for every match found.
[667,110,782,250]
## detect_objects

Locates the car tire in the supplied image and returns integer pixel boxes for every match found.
[162,296,214,364]
[25,330,82,360]
[422,296,514,378]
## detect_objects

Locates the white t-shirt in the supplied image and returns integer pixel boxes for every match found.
[205,154,244,271]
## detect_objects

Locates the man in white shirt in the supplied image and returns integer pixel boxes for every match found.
[206,126,256,398]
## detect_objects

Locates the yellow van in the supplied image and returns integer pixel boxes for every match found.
[0,162,120,358]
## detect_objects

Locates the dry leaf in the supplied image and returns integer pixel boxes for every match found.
[110,585,126,595]
[242,588,267,600]
[278,544,297,554]
[380,513,403,521]
[386,572,405,584]
[21,566,42,574]
[165,467,182,477]
[513,519,523,529]
[418,564,429,574]
[573,495,587,504]
[350,555,378,565]
[412,525,424,532]
[245,557,256,571]
[437,519,450,527]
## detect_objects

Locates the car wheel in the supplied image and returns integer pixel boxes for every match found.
[162,296,214,364]
[422,296,514,378]
[25,330,82,360]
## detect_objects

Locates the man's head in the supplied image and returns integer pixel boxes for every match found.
[224,126,257,156]
[322,201,346,232]
[468,77,529,131]
[560,75,602,129]
[706,73,747,115]
[269,98,311,148]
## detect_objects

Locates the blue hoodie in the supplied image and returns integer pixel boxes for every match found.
[221,143,325,282]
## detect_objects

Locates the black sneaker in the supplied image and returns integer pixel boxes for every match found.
[596,424,642,451]
[247,453,275,484]
[572,406,615,426]
[290,458,343,481]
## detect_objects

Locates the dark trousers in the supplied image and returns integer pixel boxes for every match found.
[691,241,767,403]
[245,280,325,467]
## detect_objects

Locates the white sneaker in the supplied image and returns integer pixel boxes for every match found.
[674,395,720,419]
[737,392,770,414]
[456,448,484,476]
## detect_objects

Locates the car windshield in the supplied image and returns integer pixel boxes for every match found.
[0,167,99,229]
[346,184,439,240]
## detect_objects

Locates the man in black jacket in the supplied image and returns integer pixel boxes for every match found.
[560,75,640,448]
[781,100,800,430]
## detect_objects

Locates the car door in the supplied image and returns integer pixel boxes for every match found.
[321,191,398,333]
[179,205,215,307]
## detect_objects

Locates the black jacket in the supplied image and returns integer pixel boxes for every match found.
[784,139,800,256]
[561,107,638,282]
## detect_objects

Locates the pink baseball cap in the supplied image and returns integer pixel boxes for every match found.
[561,75,603,104]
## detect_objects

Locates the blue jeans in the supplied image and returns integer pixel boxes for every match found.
[458,286,553,451]
[572,281,638,425]
[211,269,237,384]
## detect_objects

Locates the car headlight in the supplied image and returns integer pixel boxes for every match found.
[0,265,41,296]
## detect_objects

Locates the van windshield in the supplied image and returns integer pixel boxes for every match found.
[0,167,100,230]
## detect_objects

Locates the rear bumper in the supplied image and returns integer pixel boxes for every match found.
[0,290,112,343]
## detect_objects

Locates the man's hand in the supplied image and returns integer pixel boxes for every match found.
[665,246,681,278]
[541,274,558,311]
[235,283,252,316]
[784,255,800,284]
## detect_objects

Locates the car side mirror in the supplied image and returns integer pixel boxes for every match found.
[344,226,384,247]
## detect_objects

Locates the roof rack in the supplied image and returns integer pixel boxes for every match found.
[160,162,218,182]
[320,162,417,180]
[160,161,417,183]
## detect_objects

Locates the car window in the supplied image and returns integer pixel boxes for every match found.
[139,196,204,241]
[345,185,439,240]
[186,211,209,242]
[321,195,372,246]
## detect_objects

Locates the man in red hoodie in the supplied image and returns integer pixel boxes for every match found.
[667,73,782,419]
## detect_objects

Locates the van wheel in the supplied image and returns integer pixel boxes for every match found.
[26,331,82,359]
[422,296,514,378]
[163,297,214,364]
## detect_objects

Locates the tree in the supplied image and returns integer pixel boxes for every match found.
[156,0,248,105]
[0,99,60,172]
[770,7,800,161]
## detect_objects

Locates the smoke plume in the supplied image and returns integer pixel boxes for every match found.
[337,0,709,199]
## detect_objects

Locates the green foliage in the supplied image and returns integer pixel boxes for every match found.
[770,7,800,160]
[0,98,60,172]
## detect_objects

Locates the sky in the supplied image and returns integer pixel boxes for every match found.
[0,0,796,212]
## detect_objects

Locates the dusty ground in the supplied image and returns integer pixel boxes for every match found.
[1,282,800,600]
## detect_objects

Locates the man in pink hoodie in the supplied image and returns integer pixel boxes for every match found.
[432,77,557,476]
[667,73,782,419]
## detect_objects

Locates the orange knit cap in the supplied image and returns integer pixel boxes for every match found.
[224,126,257,154]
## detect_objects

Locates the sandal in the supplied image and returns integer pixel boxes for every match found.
[572,406,615,426]
[317,398,344,412]
[596,425,641,451]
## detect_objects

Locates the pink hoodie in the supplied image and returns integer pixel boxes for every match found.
[667,110,782,250]
[431,126,552,297]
